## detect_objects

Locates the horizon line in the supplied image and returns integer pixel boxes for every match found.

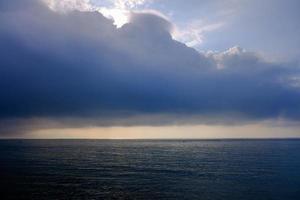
[1,137,300,140]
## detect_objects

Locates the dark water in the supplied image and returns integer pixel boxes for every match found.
[1,139,300,200]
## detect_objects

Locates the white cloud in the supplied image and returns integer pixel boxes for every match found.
[43,0,224,45]
[97,7,129,27]
[173,20,224,48]
[44,0,93,12]
[43,0,152,27]
[113,0,149,9]
[100,0,155,27]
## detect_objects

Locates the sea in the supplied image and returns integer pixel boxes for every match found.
[0,139,300,200]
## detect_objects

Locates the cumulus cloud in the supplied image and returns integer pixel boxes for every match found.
[0,0,300,135]
[113,0,150,9]
[44,0,93,12]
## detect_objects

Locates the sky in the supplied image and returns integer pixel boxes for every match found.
[0,0,300,138]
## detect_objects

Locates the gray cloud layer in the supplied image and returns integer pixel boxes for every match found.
[0,0,300,135]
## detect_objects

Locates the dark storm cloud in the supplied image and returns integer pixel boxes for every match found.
[0,0,300,134]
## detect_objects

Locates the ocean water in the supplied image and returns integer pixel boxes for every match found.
[1,139,300,200]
